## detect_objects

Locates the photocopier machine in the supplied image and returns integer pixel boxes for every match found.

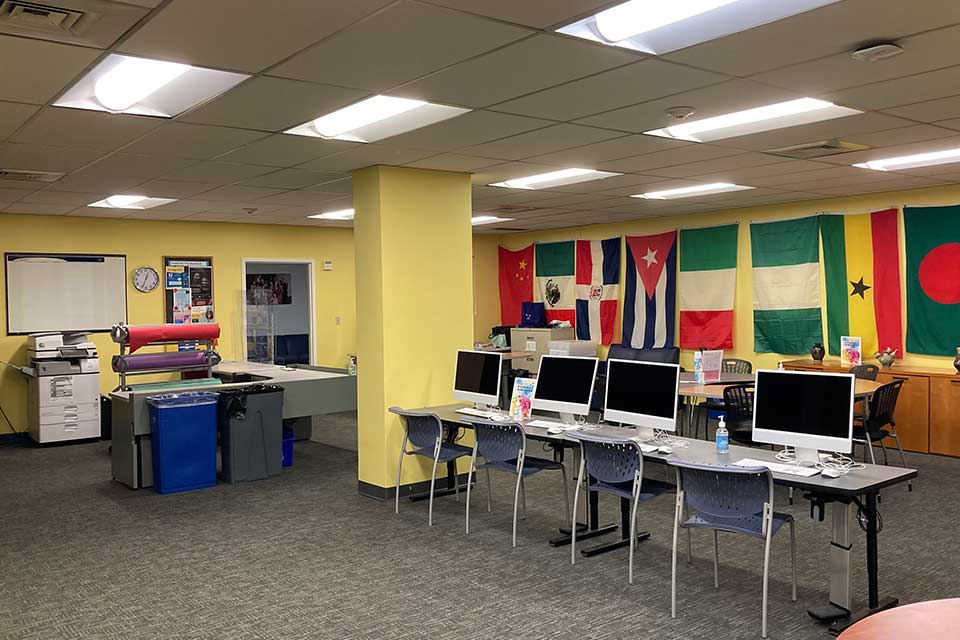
[23,333,101,443]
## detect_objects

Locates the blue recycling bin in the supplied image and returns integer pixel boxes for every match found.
[147,392,219,494]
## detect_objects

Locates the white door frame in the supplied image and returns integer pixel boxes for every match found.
[241,258,317,365]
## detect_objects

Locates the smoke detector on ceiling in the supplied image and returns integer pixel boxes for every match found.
[764,139,870,160]
[664,106,696,120]
[851,43,904,62]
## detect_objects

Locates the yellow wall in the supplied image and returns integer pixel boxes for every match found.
[0,213,356,435]
[493,184,960,373]
[471,234,501,342]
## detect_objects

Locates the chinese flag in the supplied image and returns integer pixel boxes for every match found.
[499,245,534,326]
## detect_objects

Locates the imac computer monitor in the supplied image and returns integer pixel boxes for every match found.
[532,355,599,423]
[604,359,680,438]
[752,369,855,463]
[453,350,502,408]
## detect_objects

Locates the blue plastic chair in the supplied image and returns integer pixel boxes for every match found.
[567,431,674,584]
[389,407,472,526]
[668,460,796,639]
[464,418,570,547]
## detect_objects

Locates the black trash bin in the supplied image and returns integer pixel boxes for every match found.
[217,384,285,483]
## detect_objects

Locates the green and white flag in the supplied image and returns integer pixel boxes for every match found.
[534,241,576,324]
[750,216,823,354]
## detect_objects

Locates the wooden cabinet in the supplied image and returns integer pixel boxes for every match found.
[876,372,929,453]
[930,377,960,456]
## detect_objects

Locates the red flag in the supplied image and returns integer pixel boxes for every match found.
[499,245,534,326]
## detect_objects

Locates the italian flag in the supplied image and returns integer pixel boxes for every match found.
[750,216,824,354]
[534,241,577,325]
[905,205,960,355]
[820,209,902,358]
[679,224,737,349]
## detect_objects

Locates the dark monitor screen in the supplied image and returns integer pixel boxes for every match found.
[606,360,678,419]
[454,351,501,396]
[754,371,853,438]
[535,356,597,406]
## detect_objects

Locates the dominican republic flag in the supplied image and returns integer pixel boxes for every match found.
[623,231,677,349]
[575,238,620,345]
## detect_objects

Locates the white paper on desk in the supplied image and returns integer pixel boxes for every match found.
[525,337,536,352]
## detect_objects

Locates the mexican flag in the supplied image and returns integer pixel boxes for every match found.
[905,205,960,355]
[534,241,577,325]
[679,224,737,349]
[820,209,902,358]
[750,216,823,354]
[498,244,533,326]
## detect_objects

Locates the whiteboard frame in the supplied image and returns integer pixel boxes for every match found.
[4,252,128,335]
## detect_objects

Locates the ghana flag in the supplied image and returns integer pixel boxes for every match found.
[905,205,960,355]
[820,209,903,358]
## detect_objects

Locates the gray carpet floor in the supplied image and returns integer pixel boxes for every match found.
[0,414,956,640]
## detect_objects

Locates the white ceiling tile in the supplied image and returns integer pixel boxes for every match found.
[242,169,346,189]
[129,179,225,198]
[214,134,357,167]
[180,212,245,222]
[377,110,552,152]
[3,203,77,215]
[295,145,436,171]
[193,185,286,202]
[270,1,531,92]
[664,0,960,76]
[404,154,503,172]
[305,177,353,195]
[49,153,196,192]
[118,0,394,72]
[716,113,911,152]
[121,123,267,158]
[256,190,351,207]
[845,124,956,149]
[163,161,277,183]
[0,36,101,104]
[645,153,791,179]
[933,118,960,132]
[118,209,196,221]
[393,34,639,108]
[469,161,562,186]
[12,108,163,151]
[576,80,799,133]
[527,135,687,167]
[816,134,960,166]
[696,159,830,182]
[0,101,39,140]
[883,95,960,122]
[460,123,625,160]
[423,0,615,29]
[493,59,726,121]
[598,144,741,173]
[179,77,368,132]
[15,190,102,206]
[65,208,129,218]
[830,65,960,111]
[0,142,103,173]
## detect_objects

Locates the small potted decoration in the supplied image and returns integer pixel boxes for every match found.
[811,342,825,363]
[876,348,897,369]
[954,347,960,374]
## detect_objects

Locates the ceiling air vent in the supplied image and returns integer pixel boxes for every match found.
[0,168,64,183]
[0,0,152,47]
[0,1,90,34]
[765,139,870,160]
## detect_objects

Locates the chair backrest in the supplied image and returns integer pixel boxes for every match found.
[849,364,880,381]
[467,418,525,463]
[722,383,754,422]
[867,379,904,427]
[721,358,753,374]
[609,344,681,364]
[567,431,642,485]
[669,459,772,528]
[388,407,442,450]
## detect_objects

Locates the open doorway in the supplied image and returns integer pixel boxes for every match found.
[241,259,316,366]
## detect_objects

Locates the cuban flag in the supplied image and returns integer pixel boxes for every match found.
[623,231,677,348]
[575,238,620,345]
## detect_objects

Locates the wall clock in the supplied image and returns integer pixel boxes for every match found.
[132,266,160,293]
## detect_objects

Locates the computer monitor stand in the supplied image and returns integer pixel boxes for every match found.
[795,447,820,466]
[634,426,656,441]
[559,412,577,425]
[475,402,492,412]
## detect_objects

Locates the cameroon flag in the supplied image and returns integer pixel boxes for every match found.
[905,205,960,355]
[820,209,903,358]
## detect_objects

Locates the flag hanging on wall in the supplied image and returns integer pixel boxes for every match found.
[750,217,823,354]
[679,224,738,349]
[575,238,620,345]
[820,209,902,358]
[904,205,960,355]
[623,231,676,348]
[498,244,533,326]
[534,241,577,325]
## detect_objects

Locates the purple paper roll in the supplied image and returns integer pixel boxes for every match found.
[112,351,217,373]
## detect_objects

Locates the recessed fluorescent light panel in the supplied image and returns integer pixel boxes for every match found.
[308,209,355,220]
[472,215,513,226]
[644,98,861,143]
[490,168,621,190]
[558,0,841,55]
[285,95,470,143]
[55,54,248,117]
[88,195,178,209]
[853,148,960,172]
[634,183,754,199]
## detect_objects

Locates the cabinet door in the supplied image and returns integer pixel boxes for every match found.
[876,373,929,453]
[930,377,960,456]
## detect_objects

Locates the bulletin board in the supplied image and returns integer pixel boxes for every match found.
[163,256,215,324]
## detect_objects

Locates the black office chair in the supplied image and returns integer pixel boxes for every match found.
[693,359,753,439]
[849,364,880,423]
[722,383,758,447]
[854,380,910,489]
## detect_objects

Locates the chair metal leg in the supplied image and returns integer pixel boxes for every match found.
[866,440,876,465]
[891,431,912,490]
[789,519,797,602]
[571,453,585,566]
[880,439,889,466]
[713,530,719,588]
[788,486,794,505]
[520,477,527,521]
[511,468,523,548]
[485,467,492,512]
[465,449,477,535]
[671,493,682,619]
[629,484,640,585]
[559,464,571,525]
[686,526,692,565]
[394,436,407,515]
[428,443,441,527]
[761,526,773,638]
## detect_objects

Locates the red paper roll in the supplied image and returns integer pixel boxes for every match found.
[116,324,221,353]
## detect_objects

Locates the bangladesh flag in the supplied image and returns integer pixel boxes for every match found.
[534,241,576,325]
[820,209,902,358]
[905,205,960,355]
[679,224,737,349]
[750,216,823,354]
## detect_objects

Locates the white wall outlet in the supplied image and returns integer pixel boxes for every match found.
[335,316,341,325]
[323,260,333,271]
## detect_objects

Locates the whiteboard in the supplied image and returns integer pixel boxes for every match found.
[5,253,127,334]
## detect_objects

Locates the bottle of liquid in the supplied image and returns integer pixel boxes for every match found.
[693,349,703,384]
[716,415,729,454]
[347,354,358,376]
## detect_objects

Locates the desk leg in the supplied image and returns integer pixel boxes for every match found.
[549,476,618,547]
[808,501,853,621]
[580,496,650,557]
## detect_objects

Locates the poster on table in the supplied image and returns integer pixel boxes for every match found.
[509,378,536,421]
[700,349,723,383]
[246,273,292,305]
[840,336,862,366]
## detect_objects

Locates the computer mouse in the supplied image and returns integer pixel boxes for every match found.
[821,468,843,479]
[547,426,565,435]
[657,446,673,455]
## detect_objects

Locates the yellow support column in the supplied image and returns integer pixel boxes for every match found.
[353,165,474,497]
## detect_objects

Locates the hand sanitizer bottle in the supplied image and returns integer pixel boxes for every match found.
[716,415,729,454]
[693,349,704,384]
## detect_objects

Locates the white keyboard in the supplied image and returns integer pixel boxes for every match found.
[733,458,821,477]
[527,420,573,430]
[455,407,493,418]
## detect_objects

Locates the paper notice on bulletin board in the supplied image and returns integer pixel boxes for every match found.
[172,287,192,324]
[165,266,188,289]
